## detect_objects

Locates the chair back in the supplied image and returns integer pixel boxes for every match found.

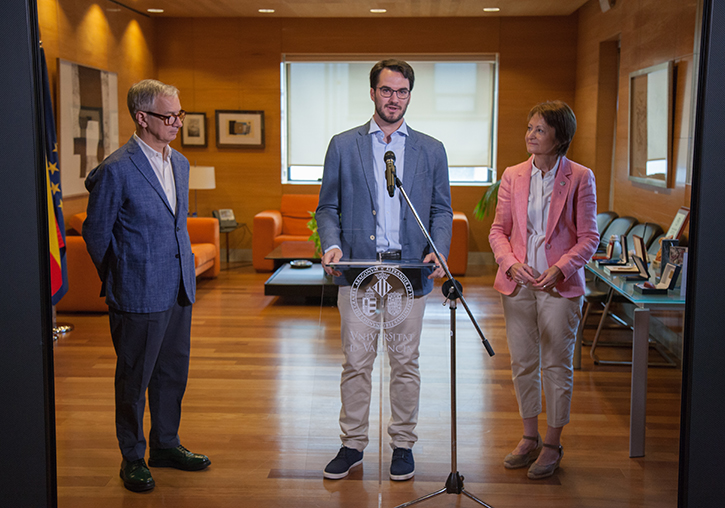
[596,211,618,234]
[280,194,319,236]
[626,222,664,250]
[598,216,638,250]
[648,234,665,258]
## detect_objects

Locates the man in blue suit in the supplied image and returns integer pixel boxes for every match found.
[318,60,453,481]
[83,79,210,492]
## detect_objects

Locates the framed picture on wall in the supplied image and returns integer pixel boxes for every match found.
[181,112,207,147]
[57,59,119,197]
[215,110,265,149]
[665,206,690,240]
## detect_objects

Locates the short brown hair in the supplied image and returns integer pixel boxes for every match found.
[528,101,577,157]
[369,59,415,91]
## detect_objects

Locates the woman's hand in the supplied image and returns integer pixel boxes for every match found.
[507,263,537,286]
[532,266,563,291]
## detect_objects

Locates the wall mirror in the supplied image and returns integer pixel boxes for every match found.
[628,61,674,188]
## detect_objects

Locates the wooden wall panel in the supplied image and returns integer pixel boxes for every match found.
[157,15,578,258]
[37,0,156,223]
[574,0,698,231]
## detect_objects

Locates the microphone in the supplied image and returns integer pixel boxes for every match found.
[384,151,396,197]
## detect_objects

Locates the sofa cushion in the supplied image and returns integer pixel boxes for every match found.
[192,242,216,270]
[280,194,319,236]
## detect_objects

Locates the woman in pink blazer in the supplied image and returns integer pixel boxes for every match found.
[489,101,599,479]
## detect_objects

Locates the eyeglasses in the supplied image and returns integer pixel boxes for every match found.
[377,86,410,100]
[142,110,186,125]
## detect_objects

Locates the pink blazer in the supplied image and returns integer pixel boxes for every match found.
[489,156,599,298]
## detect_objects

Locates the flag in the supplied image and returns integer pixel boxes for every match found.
[40,47,68,305]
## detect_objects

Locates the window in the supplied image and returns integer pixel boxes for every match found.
[282,55,498,185]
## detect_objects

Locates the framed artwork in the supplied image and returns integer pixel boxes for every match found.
[665,206,690,239]
[181,112,207,147]
[58,59,119,197]
[215,110,265,148]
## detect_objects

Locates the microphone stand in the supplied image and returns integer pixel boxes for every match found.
[391,173,495,508]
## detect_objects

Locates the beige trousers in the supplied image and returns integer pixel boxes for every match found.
[500,287,583,427]
[336,286,427,451]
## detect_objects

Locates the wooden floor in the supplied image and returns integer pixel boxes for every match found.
[54,263,682,508]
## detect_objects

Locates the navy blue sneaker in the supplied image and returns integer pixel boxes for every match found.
[324,446,364,479]
[390,447,415,481]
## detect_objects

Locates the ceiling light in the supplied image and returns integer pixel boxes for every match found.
[147,9,164,13]
[483,7,500,12]
[370,9,387,13]
[259,9,275,13]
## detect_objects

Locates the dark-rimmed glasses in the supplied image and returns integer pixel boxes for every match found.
[142,110,186,125]
[377,87,410,99]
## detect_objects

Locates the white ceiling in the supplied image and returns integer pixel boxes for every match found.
[117,0,591,18]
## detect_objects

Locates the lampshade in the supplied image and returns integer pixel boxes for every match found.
[188,165,216,190]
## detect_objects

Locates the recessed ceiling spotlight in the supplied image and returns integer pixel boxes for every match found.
[147,9,164,13]
[259,9,275,13]
[483,7,500,12]
[370,9,387,14]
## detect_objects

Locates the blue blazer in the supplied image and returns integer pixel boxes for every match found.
[316,121,453,296]
[83,136,196,313]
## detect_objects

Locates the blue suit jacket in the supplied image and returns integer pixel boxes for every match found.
[316,121,453,296]
[83,136,196,313]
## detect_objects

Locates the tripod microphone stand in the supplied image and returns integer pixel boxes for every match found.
[390,172,495,508]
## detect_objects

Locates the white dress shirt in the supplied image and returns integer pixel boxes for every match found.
[369,118,408,252]
[134,133,177,214]
[525,157,560,277]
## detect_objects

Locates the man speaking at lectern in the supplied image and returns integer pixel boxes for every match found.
[317,59,453,481]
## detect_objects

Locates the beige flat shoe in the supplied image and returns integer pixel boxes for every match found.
[503,434,542,469]
[527,443,563,479]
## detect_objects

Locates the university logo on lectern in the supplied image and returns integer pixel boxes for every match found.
[350,265,414,329]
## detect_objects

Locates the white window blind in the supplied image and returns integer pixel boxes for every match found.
[282,55,498,185]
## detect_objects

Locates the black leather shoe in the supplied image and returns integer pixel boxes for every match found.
[148,445,211,471]
[120,458,155,492]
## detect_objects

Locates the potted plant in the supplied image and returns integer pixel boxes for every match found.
[307,211,322,258]
[473,180,500,220]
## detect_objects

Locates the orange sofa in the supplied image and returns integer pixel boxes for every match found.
[55,213,220,313]
[252,194,469,275]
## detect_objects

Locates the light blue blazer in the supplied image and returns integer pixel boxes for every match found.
[316,121,453,296]
[83,136,196,313]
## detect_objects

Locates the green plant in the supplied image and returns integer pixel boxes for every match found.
[473,180,500,220]
[307,211,321,257]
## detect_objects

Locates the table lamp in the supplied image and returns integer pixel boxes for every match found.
[188,165,216,216]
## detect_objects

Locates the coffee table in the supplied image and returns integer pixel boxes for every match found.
[265,240,319,270]
[264,263,337,300]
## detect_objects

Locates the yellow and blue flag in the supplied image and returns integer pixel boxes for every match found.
[41,47,68,305]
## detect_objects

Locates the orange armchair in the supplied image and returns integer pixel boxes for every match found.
[253,194,319,272]
[55,213,220,313]
[187,217,221,279]
[448,211,469,276]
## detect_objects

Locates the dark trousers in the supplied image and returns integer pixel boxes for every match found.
[109,297,192,461]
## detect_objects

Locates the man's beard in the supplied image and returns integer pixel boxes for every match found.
[376,101,408,124]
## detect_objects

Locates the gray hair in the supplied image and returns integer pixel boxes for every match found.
[127,79,179,120]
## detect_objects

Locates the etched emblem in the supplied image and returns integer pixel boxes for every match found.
[362,288,377,316]
[387,291,403,317]
[350,265,414,329]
